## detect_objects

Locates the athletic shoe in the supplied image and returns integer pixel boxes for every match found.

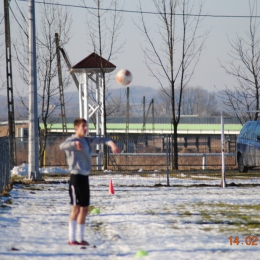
[77,240,89,246]
[68,241,79,245]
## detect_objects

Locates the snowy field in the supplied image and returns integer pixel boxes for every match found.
[1,166,260,259]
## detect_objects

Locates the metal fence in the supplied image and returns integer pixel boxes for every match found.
[14,133,237,171]
[4,133,260,187]
[0,136,11,195]
[1,131,260,189]
[107,134,237,171]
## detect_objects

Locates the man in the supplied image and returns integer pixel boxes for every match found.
[59,118,120,245]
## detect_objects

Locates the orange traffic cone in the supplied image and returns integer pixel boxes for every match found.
[109,179,115,194]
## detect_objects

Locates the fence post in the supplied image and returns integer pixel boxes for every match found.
[166,135,170,186]
[221,112,226,188]
[0,137,11,195]
[202,154,206,170]
[0,138,2,194]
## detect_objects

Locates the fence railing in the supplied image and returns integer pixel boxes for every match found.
[108,152,236,169]
[0,133,245,188]
[14,134,237,171]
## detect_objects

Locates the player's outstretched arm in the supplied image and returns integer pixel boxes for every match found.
[60,138,79,151]
[107,141,121,154]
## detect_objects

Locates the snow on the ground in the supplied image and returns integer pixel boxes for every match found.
[11,163,70,176]
[1,173,260,259]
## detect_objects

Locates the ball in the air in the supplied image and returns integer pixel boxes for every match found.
[116,69,132,85]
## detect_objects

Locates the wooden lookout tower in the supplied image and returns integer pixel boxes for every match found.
[70,52,116,136]
[70,52,116,169]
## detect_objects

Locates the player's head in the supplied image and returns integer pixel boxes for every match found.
[74,118,87,137]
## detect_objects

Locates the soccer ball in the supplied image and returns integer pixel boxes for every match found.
[116,69,132,85]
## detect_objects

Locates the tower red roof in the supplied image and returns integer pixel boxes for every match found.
[71,52,116,73]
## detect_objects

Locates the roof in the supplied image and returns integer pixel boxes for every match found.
[39,123,242,135]
[71,52,116,73]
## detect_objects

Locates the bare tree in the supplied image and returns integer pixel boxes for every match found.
[14,0,72,166]
[137,0,208,169]
[157,86,218,116]
[82,0,124,135]
[181,86,218,115]
[157,87,172,116]
[217,0,260,124]
[106,94,125,116]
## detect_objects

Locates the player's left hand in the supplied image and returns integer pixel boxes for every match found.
[110,142,121,154]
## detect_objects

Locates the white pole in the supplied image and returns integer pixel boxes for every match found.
[166,135,170,186]
[28,0,39,180]
[79,75,82,118]
[221,112,226,188]
[101,75,105,137]
[96,73,100,135]
[202,154,206,170]
[83,72,89,134]
[96,73,101,170]
[100,74,105,170]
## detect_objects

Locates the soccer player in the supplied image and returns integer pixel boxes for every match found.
[59,118,120,245]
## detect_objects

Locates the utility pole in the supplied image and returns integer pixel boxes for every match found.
[125,87,129,153]
[142,96,145,131]
[28,0,40,180]
[151,99,154,132]
[55,33,67,133]
[59,47,79,88]
[4,0,16,169]
[143,98,154,128]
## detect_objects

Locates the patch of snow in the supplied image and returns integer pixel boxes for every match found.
[11,163,69,177]
[11,163,28,176]
[177,173,186,177]
[39,166,69,174]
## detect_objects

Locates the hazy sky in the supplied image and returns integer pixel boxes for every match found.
[0,0,258,95]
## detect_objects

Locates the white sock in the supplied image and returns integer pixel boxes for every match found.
[77,224,85,242]
[69,220,77,242]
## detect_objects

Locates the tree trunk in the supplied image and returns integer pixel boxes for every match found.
[39,122,48,168]
[172,121,178,170]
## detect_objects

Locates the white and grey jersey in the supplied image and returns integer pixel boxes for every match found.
[59,135,112,176]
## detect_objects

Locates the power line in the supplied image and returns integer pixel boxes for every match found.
[9,6,28,38]
[0,15,5,25]
[9,3,46,46]
[129,90,141,116]
[15,0,28,27]
[16,0,260,19]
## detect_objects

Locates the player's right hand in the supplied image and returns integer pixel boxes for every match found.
[75,141,82,151]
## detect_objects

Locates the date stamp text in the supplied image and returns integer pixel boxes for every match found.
[229,236,258,246]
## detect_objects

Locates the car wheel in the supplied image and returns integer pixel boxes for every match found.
[238,155,248,173]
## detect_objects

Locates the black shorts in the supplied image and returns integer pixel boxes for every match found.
[69,174,90,207]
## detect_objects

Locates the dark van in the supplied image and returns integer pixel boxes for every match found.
[237,120,260,172]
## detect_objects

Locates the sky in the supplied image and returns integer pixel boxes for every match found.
[0,0,258,97]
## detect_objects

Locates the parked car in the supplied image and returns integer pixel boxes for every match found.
[236,120,260,172]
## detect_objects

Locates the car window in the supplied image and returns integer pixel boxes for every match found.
[246,123,257,140]
[255,123,260,139]
[238,123,250,139]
